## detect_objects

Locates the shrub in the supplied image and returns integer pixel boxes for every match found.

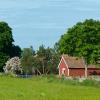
[3,57,22,75]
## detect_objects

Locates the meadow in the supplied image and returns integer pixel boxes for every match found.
[0,76,100,100]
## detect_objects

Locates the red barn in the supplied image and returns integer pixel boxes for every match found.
[58,55,100,77]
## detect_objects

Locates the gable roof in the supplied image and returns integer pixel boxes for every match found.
[62,55,85,68]
[62,55,96,68]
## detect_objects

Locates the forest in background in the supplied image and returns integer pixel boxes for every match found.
[0,19,100,75]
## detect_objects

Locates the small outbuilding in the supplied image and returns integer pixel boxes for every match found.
[58,55,100,77]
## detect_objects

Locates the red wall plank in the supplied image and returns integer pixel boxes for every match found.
[69,68,85,77]
[59,58,68,76]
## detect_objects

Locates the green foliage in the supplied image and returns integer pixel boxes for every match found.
[20,45,59,75]
[0,21,21,71]
[96,65,100,68]
[0,22,13,50]
[58,19,100,64]
[35,45,60,74]
[10,45,22,57]
[0,22,12,71]
[21,48,34,74]
[0,52,9,71]
[37,45,46,57]
[80,79,99,87]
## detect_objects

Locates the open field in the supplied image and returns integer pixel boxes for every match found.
[0,76,100,100]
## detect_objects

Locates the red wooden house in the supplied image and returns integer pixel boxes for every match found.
[58,55,100,77]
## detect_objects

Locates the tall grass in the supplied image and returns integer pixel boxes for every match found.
[0,75,100,100]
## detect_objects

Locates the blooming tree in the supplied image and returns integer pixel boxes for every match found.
[3,57,22,74]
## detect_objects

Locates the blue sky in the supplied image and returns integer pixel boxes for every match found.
[0,0,100,49]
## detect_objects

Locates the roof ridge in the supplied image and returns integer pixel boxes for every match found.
[62,55,96,68]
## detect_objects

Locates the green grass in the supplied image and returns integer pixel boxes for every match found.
[0,76,100,100]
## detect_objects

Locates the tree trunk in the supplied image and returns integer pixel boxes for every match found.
[42,60,45,74]
[45,68,48,75]
[37,68,42,75]
[82,57,87,78]
[45,69,50,75]
[85,64,87,78]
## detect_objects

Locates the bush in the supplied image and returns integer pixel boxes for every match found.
[80,79,100,87]
[3,57,22,75]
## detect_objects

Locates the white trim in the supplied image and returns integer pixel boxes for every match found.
[68,68,69,76]
[58,57,63,68]
[58,56,69,69]
[58,57,63,76]
[58,56,69,76]
[62,56,69,76]
[62,56,69,69]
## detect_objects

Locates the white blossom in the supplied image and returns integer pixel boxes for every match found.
[3,57,22,74]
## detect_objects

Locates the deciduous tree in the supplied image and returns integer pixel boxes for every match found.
[21,48,34,74]
[57,19,100,64]
[0,21,21,71]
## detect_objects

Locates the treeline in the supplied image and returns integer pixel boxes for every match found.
[21,45,60,75]
[0,19,100,75]
[3,45,60,75]
[0,21,60,75]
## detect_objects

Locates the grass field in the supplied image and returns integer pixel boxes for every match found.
[0,76,100,100]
